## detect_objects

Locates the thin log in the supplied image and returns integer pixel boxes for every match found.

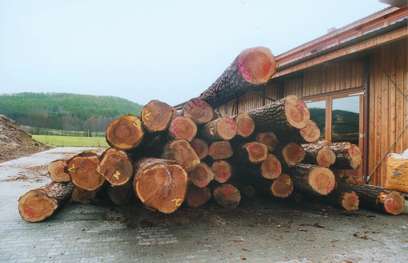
[106,115,144,150]
[334,169,364,185]
[186,185,212,208]
[201,117,237,141]
[133,158,188,214]
[290,164,336,196]
[183,98,214,124]
[208,141,233,160]
[190,138,209,160]
[67,151,105,191]
[212,160,233,183]
[48,159,70,183]
[141,100,175,133]
[213,184,241,209]
[163,140,200,172]
[281,143,306,167]
[256,132,279,152]
[261,154,282,180]
[97,148,133,186]
[169,116,197,142]
[329,142,362,169]
[235,112,255,138]
[271,174,294,198]
[302,142,336,168]
[189,163,214,188]
[18,182,73,222]
[199,47,276,108]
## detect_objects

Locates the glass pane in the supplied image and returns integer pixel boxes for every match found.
[332,96,359,144]
[306,100,326,139]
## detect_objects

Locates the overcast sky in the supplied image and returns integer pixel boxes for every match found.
[0,0,387,105]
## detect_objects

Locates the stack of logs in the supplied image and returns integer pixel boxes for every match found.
[18,46,406,223]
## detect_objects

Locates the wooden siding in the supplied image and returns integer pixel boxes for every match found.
[237,90,264,113]
[368,38,408,186]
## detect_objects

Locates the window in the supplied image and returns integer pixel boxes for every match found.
[306,100,326,139]
[332,96,360,145]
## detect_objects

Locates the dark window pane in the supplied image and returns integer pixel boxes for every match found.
[332,96,359,144]
[306,100,326,139]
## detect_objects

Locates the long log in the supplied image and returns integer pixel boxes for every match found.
[169,116,197,142]
[211,160,233,183]
[48,159,70,183]
[208,141,234,160]
[18,182,73,222]
[106,115,144,150]
[182,98,214,124]
[189,163,214,188]
[186,185,212,208]
[213,184,241,209]
[97,148,133,186]
[133,158,188,214]
[163,140,200,172]
[141,100,175,133]
[329,142,362,169]
[302,142,336,168]
[67,152,105,191]
[201,117,237,141]
[190,138,209,160]
[290,164,336,196]
[256,132,279,152]
[235,112,255,138]
[199,47,276,108]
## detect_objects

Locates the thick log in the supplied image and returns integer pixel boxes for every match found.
[302,142,336,168]
[345,183,405,215]
[271,174,294,198]
[107,181,133,206]
[189,163,214,188]
[256,132,279,152]
[298,120,321,143]
[163,140,200,172]
[186,185,212,208]
[18,182,73,222]
[239,142,268,164]
[290,164,336,196]
[329,142,362,169]
[213,184,241,209]
[190,138,209,160]
[97,148,133,186]
[201,117,237,141]
[212,160,233,183]
[261,154,282,180]
[248,96,310,133]
[141,100,175,133]
[208,141,234,160]
[235,113,255,138]
[71,187,98,204]
[67,152,105,191]
[48,159,70,183]
[182,98,214,124]
[199,47,276,108]
[133,158,188,214]
[169,116,197,142]
[324,181,359,212]
[106,115,144,150]
[281,143,306,167]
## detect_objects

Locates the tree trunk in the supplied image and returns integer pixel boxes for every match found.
[329,142,362,169]
[182,98,214,124]
[97,148,133,186]
[211,160,233,183]
[201,117,237,141]
[235,112,255,138]
[133,158,188,214]
[67,151,105,191]
[290,164,336,196]
[199,47,276,108]
[106,115,144,151]
[162,140,200,172]
[18,182,73,222]
[189,163,214,188]
[302,142,336,168]
[208,141,234,160]
[169,116,197,142]
[48,159,70,183]
[141,100,175,133]
[297,120,321,143]
[281,143,306,167]
[186,185,212,208]
[190,138,209,160]
[256,132,279,152]
[212,183,241,209]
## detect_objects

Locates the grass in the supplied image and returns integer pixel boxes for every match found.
[33,135,108,147]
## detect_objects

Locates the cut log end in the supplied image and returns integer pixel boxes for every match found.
[213,184,241,209]
[284,96,310,129]
[235,113,255,138]
[282,143,305,166]
[243,142,268,164]
[97,148,133,186]
[18,189,57,223]
[271,174,294,198]
[216,117,237,140]
[165,140,200,172]
[261,154,282,180]
[300,120,321,143]
[316,147,336,168]
[341,191,360,212]
[211,160,232,183]
[237,47,276,84]
[382,191,405,215]
[256,132,279,152]
[142,100,174,132]
[348,144,362,169]
[183,98,214,124]
[190,138,209,160]
[208,141,233,160]
[308,167,336,195]
[189,163,214,188]
[48,160,70,183]
[169,116,197,142]
[186,186,211,208]
[106,115,144,150]
[67,152,104,191]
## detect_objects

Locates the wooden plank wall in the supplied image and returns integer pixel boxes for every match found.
[368,38,408,186]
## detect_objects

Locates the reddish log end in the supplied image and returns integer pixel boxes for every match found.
[271,174,294,198]
[235,113,255,138]
[48,159,70,183]
[183,98,214,124]
[316,146,336,168]
[341,191,360,212]
[190,138,209,160]
[256,132,279,152]
[67,152,105,191]
[186,185,212,208]
[97,148,133,186]
[308,167,336,195]
[381,191,405,216]
[106,115,144,150]
[243,142,268,164]
[284,95,310,129]
[189,163,214,188]
[212,160,233,183]
[142,100,175,132]
[213,184,241,209]
[334,169,364,185]
[238,47,276,84]
[169,116,197,142]
[208,141,233,160]
[202,117,237,141]
[347,144,362,169]
[299,120,321,143]
[165,140,200,172]
[282,143,306,166]
[261,154,282,180]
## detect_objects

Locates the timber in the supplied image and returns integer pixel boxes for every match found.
[169,116,197,142]
[97,148,133,186]
[212,160,233,183]
[239,142,268,164]
[201,117,237,141]
[208,141,234,160]
[142,100,175,133]
[189,163,214,188]
[235,112,255,138]
[200,47,276,108]
[163,140,200,172]
[190,138,209,160]
[106,115,144,150]
[213,184,241,209]
[290,164,336,196]
[281,143,306,167]
[18,182,73,223]
[186,185,212,208]
[256,132,279,152]
[261,154,282,180]
[133,158,188,214]
[329,142,362,169]
[48,159,70,183]
[271,174,294,198]
[324,181,359,212]
[67,152,105,191]
[183,98,214,124]
[302,142,336,168]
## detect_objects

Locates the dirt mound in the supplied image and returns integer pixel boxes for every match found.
[0,115,49,163]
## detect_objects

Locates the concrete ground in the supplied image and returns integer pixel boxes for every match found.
[0,148,407,263]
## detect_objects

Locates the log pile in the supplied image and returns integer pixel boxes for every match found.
[17,47,406,223]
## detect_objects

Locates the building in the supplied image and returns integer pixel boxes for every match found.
[216,6,408,186]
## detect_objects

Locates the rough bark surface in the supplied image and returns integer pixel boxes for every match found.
[290,164,336,196]
[302,142,336,168]
[329,142,362,169]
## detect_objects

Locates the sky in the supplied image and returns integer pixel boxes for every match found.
[0,0,387,105]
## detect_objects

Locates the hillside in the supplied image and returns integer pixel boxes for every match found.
[0,93,142,132]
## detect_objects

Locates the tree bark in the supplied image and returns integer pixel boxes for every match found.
[211,160,233,183]
[324,181,360,212]
[201,117,237,141]
[106,115,144,150]
[182,98,214,124]
[141,100,175,133]
[256,132,279,152]
[290,164,336,196]
[302,142,336,168]
[97,148,133,186]
[67,151,105,191]
[48,159,70,183]
[18,182,73,222]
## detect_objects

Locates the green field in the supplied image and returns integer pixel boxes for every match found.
[33,135,108,147]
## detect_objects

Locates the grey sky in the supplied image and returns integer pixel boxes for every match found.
[0,0,387,105]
